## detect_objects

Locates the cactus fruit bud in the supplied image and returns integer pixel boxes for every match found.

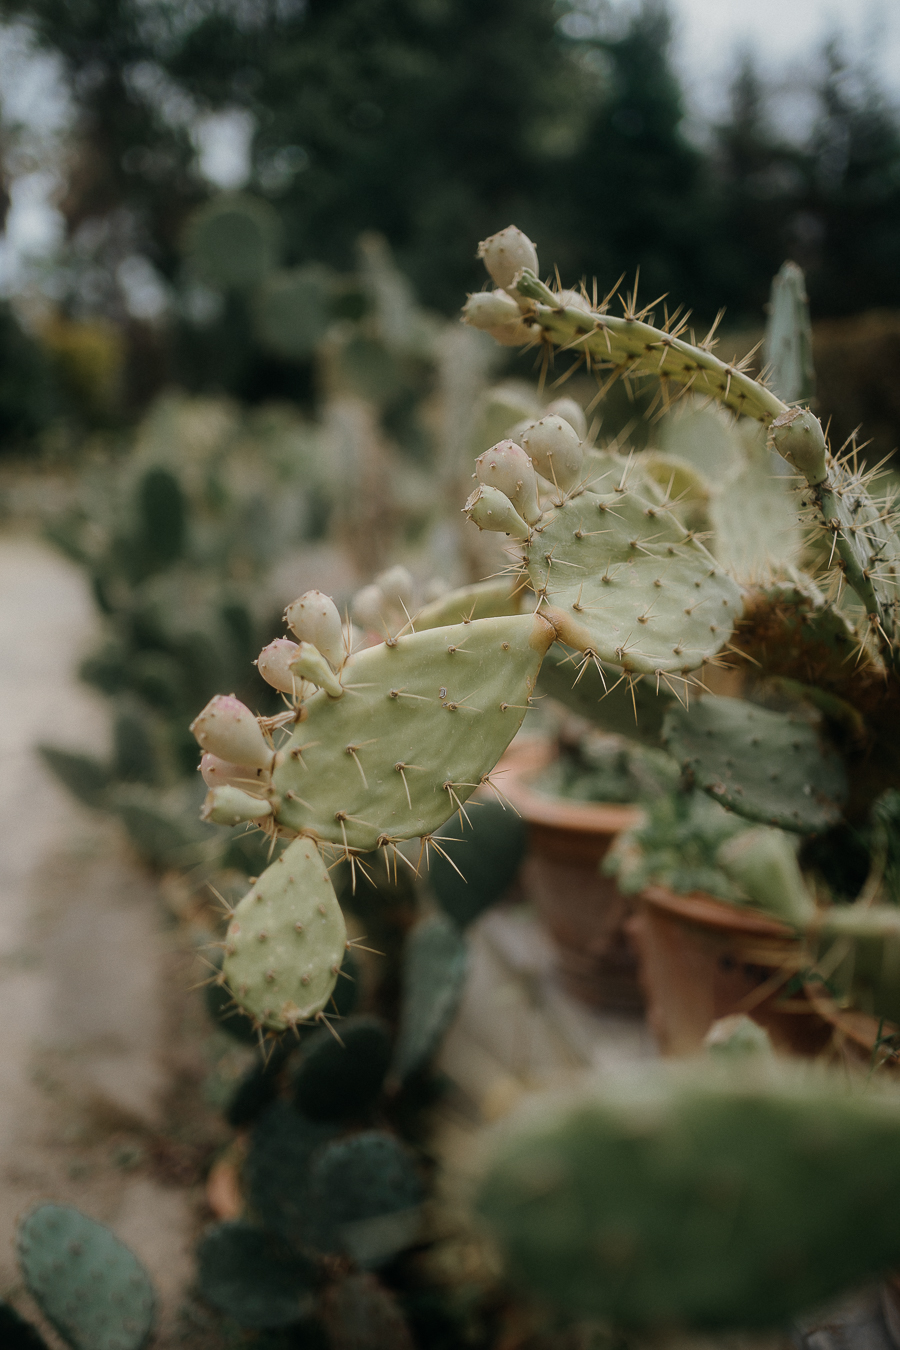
[191,695,274,770]
[705,1014,774,1058]
[200,752,268,794]
[521,415,584,492]
[545,397,588,441]
[769,408,828,486]
[462,290,522,330]
[375,564,414,612]
[486,318,535,347]
[352,583,388,631]
[463,485,531,539]
[475,440,542,525]
[289,642,344,698]
[202,785,274,826]
[477,226,539,291]
[257,637,301,694]
[284,591,345,671]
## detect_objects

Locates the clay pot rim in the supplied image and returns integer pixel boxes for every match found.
[639,882,797,940]
[493,736,644,834]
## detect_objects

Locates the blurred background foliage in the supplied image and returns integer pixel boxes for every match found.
[0,0,897,452]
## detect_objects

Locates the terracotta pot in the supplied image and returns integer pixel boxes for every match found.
[629,884,898,1060]
[494,738,645,1011]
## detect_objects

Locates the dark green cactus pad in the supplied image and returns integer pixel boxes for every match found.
[536,642,670,745]
[320,1274,414,1350]
[245,1101,339,1247]
[813,905,900,1028]
[112,706,159,784]
[526,484,742,676]
[393,913,468,1081]
[135,467,186,574]
[478,1064,900,1330]
[196,1222,315,1329]
[184,193,281,290]
[17,1204,155,1350]
[292,1016,392,1122]
[307,1131,424,1266]
[663,694,847,834]
[429,801,527,929]
[272,612,554,851]
[37,747,112,809]
[0,1304,49,1350]
[253,264,334,361]
[225,1040,294,1129]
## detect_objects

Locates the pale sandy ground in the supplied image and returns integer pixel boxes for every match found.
[0,533,209,1347]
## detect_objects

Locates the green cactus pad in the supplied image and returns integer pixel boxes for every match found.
[415,577,523,630]
[429,800,527,929]
[536,643,670,745]
[813,905,900,1028]
[17,1204,155,1350]
[663,694,847,834]
[253,264,334,361]
[225,1040,294,1129]
[292,1015,392,1122]
[393,913,468,1080]
[196,1222,315,1329]
[477,1063,900,1330]
[0,1304,49,1350]
[38,746,112,809]
[184,193,281,290]
[245,1100,339,1247]
[223,837,347,1032]
[272,612,554,851]
[307,1131,424,1266]
[525,489,742,675]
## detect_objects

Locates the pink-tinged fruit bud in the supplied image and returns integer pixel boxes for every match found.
[289,642,344,698]
[521,415,584,493]
[486,319,535,347]
[553,288,592,314]
[477,226,539,292]
[190,695,274,770]
[475,440,542,525]
[463,484,531,540]
[201,785,274,826]
[462,290,522,330]
[283,591,344,670]
[256,637,301,694]
[200,753,268,795]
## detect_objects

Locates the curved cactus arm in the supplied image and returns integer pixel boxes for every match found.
[512,269,787,427]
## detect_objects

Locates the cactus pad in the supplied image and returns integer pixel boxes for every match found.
[813,905,900,1028]
[307,1131,424,1266]
[222,837,347,1032]
[184,193,281,291]
[17,1204,155,1350]
[0,1304,48,1350]
[536,643,669,745]
[272,612,554,851]
[245,1101,339,1247]
[477,1064,900,1329]
[525,489,742,675]
[292,1015,392,1122]
[320,1274,414,1350]
[393,913,468,1080]
[663,694,847,834]
[429,801,528,929]
[196,1222,315,1329]
[415,577,522,630]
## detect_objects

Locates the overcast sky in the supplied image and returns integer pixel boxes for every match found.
[667,0,900,125]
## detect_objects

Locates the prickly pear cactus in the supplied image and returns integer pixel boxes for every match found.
[17,1205,155,1350]
[477,1063,900,1330]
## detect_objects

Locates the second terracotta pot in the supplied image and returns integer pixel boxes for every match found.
[496,739,644,1011]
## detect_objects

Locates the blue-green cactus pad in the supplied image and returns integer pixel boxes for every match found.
[663,693,847,834]
[307,1131,424,1267]
[393,913,468,1080]
[17,1204,155,1350]
[196,1222,315,1329]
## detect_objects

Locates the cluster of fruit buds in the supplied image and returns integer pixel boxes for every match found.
[191,589,350,828]
[464,412,587,542]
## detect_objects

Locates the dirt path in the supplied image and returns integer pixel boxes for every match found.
[0,533,214,1346]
